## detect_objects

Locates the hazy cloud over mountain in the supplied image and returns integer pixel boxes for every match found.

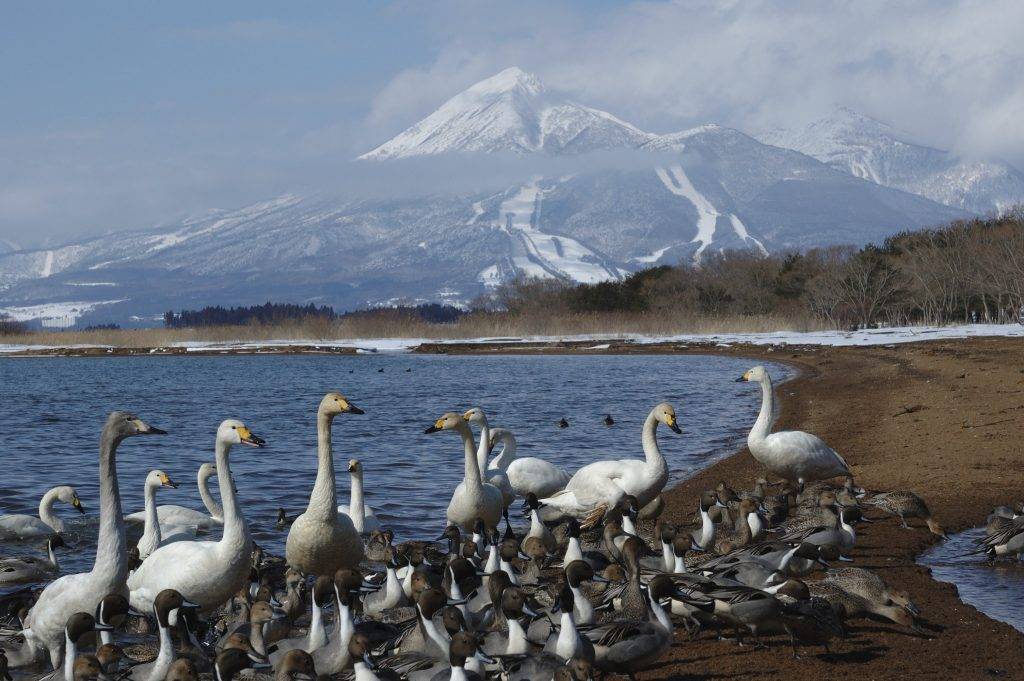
[2,1,1022,246]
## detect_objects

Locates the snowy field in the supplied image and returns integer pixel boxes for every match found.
[1,323,1021,355]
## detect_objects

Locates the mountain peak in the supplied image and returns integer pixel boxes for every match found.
[466,67,544,97]
[359,67,650,160]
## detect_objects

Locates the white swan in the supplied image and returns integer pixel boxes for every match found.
[539,403,680,526]
[737,366,854,484]
[487,428,570,499]
[286,393,365,575]
[462,408,515,509]
[17,411,165,671]
[128,419,264,614]
[425,412,503,532]
[136,470,193,560]
[125,462,222,530]
[0,486,84,540]
[338,459,381,535]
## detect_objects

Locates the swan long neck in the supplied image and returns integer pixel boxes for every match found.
[488,430,516,470]
[142,478,162,547]
[458,424,483,492]
[38,488,63,531]
[308,411,338,520]
[749,373,774,445]
[215,437,248,550]
[93,426,127,585]
[474,416,490,476]
[349,469,365,521]
[641,410,668,478]
[198,467,223,521]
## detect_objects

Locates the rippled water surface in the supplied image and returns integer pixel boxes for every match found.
[918,527,1024,633]
[0,353,790,579]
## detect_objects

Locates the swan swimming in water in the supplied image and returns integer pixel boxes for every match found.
[0,486,84,540]
[128,419,264,614]
[539,402,681,527]
[425,412,504,532]
[736,366,855,485]
[15,411,165,671]
[487,427,571,499]
[124,462,222,531]
[0,535,64,585]
[462,407,515,509]
[136,470,193,560]
[338,458,381,535]
[286,393,365,575]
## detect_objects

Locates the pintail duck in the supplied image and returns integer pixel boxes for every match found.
[824,567,919,616]
[864,490,946,538]
[808,580,924,633]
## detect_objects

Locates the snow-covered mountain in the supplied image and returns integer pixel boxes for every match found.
[0,70,971,327]
[758,107,1024,215]
[360,68,651,159]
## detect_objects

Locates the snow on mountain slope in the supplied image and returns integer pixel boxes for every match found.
[360,67,650,159]
[758,107,1024,214]
[0,70,973,326]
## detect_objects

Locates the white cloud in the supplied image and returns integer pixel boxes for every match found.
[366,0,1024,162]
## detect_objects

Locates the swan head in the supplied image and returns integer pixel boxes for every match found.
[462,407,487,425]
[653,403,682,434]
[216,420,265,448]
[347,458,364,474]
[146,470,179,489]
[737,366,768,383]
[52,485,85,514]
[198,462,218,479]
[320,392,364,417]
[105,411,167,439]
[424,412,467,434]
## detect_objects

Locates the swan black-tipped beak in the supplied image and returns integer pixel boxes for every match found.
[73,499,86,514]
[734,376,746,382]
[668,422,682,434]
[347,404,365,415]
[424,425,441,434]
[145,425,168,435]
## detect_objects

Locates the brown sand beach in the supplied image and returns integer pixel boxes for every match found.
[641,337,1024,680]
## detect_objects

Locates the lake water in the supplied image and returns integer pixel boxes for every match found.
[0,353,790,582]
[918,526,1024,633]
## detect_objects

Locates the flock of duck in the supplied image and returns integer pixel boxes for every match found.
[0,364,1018,681]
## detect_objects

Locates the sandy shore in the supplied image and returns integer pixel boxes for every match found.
[641,337,1024,680]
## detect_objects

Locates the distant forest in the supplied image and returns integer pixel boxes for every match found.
[157,211,1024,332]
[163,301,465,328]
[486,211,1024,328]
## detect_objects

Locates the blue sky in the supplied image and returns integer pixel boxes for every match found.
[2,1,1022,247]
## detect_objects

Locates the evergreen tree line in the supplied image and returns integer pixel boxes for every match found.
[163,301,466,328]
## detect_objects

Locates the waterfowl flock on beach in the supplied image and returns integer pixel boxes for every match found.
[0,364,1018,681]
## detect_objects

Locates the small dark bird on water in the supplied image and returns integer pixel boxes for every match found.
[378,367,384,373]
[604,414,614,427]
[406,368,412,372]
[558,417,569,428]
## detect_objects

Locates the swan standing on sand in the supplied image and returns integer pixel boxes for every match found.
[128,420,264,613]
[425,413,503,531]
[136,470,193,560]
[539,403,681,526]
[736,366,855,485]
[462,408,515,509]
[15,412,165,670]
[0,486,84,539]
[125,462,222,531]
[487,428,571,499]
[286,393,366,575]
[338,459,381,535]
